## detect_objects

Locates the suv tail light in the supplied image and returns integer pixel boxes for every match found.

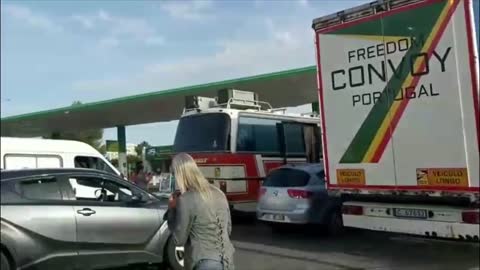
[287,189,313,199]
[462,211,480,224]
[342,205,364,215]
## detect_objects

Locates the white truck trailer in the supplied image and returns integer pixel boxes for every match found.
[312,0,479,240]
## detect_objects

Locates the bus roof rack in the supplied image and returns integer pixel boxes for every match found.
[183,89,320,117]
[184,89,275,113]
[218,98,273,110]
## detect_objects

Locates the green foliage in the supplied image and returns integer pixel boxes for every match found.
[110,159,119,167]
[135,141,151,156]
[127,154,142,164]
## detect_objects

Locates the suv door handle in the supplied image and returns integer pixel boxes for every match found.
[77,208,96,216]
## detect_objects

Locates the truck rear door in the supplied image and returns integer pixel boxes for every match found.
[313,0,479,194]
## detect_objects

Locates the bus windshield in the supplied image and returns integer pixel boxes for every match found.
[173,113,231,152]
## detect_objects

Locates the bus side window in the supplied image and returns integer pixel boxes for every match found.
[283,123,306,156]
[237,117,315,158]
[303,125,321,163]
[237,117,280,153]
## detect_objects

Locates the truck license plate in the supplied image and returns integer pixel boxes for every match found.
[393,208,428,219]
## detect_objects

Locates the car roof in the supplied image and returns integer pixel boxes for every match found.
[0,168,116,180]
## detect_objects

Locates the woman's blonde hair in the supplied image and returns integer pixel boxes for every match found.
[172,153,212,201]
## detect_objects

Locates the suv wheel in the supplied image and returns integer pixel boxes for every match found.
[327,210,344,236]
[1,251,11,270]
[166,237,184,270]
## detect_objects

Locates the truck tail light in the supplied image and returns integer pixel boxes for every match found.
[287,189,313,199]
[462,211,480,224]
[342,205,364,216]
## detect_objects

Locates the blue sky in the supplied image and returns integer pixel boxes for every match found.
[1,0,369,145]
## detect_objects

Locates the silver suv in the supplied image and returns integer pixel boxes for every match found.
[0,168,184,270]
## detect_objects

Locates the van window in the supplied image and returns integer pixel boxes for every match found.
[37,156,62,168]
[4,155,62,170]
[74,156,116,175]
[5,156,36,169]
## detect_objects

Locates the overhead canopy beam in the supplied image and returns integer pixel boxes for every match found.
[1,66,318,137]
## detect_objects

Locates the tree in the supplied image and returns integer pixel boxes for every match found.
[44,101,104,151]
[135,141,151,156]
[110,159,119,167]
[127,154,142,164]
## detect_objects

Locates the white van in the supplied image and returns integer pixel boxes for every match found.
[0,137,120,176]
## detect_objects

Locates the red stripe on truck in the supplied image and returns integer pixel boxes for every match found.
[371,0,459,163]
[315,32,331,187]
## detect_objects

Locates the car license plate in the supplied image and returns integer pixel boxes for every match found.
[273,214,284,221]
[393,208,428,219]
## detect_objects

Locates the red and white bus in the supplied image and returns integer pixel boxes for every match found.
[173,89,321,210]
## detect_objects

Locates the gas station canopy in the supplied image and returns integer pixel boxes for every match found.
[1,66,317,137]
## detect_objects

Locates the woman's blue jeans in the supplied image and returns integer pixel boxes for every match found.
[194,259,224,270]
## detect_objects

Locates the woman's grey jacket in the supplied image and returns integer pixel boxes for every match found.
[168,185,235,270]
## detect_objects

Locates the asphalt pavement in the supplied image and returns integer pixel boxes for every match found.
[230,221,479,270]
[114,212,480,270]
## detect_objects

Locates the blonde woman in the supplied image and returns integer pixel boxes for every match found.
[168,153,235,270]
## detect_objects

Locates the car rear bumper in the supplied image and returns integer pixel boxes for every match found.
[256,209,309,224]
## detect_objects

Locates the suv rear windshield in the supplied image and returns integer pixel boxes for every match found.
[263,168,310,187]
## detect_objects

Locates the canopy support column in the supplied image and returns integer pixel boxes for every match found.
[117,125,127,177]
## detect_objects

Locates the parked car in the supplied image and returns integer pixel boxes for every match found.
[0,168,184,270]
[256,164,343,234]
